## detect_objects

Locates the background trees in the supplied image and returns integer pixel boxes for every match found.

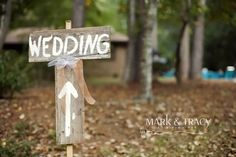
[0,0,235,91]
[204,0,236,70]
[124,0,157,100]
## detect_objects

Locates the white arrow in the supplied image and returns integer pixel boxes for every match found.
[58,81,78,137]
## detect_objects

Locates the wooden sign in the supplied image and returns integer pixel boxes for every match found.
[29,26,111,62]
[29,22,111,147]
[55,69,84,145]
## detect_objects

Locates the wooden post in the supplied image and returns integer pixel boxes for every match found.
[67,145,73,157]
[56,20,83,156]
[66,20,74,157]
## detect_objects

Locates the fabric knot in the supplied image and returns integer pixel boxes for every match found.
[48,55,79,69]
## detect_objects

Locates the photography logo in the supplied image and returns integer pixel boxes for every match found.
[140,114,211,138]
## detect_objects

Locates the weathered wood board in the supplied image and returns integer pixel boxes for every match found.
[55,64,84,144]
[29,26,111,62]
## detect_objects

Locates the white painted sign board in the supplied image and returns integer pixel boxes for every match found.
[29,26,111,62]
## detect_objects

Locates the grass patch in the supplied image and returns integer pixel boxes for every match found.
[0,139,38,157]
[99,146,115,157]
[0,121,38,157]
[14,121,30,138]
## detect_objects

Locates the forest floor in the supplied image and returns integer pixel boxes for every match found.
[0,80,236,157]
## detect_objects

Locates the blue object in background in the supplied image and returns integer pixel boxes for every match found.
[225,71,235,79]
[225,66,236,80]
[163,69,175,77]
[162,67,236,80]
[201,68,224,80]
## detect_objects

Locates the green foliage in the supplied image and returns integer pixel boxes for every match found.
[158,0,207,23]
[86,0,127,33]
[204,22,236,70]
[204,0,236,70]
[0,51,31,98]
[11,0,127,32]
[158,0,182,23]
[14,121,30,138]
[190,0,208,16]
[0,120,37,157]
[207,0,236,26]
[0,139,37,157]
[99,146,114,157]
[11,0,72,28]
[8,0,236,73]
[86,0,127,32]
[158,0,236,72]
[47,129,56,144]
[157,0,182,70]
[158,25,179,67]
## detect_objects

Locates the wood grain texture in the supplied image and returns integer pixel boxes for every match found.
[55,63,85,144]
[55,21,84,145]
[29,26,111,62]
[66,145,73,157]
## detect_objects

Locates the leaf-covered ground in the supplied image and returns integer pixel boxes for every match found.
[0,80,236,157]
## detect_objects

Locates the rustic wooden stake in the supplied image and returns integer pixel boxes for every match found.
[62,20,78,157]
[67,145,73,157]
[65,20,73,157]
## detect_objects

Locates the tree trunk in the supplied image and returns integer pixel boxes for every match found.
[176,0,190,84]
[176,23,190,83]
[124,0,138,83]
[151,14,158,53]
[140,0,157,100]
[0,0,12,51]
[190,0,205,80]
[72,0,85,28]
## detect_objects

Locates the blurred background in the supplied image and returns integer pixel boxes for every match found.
[0,0,236,156]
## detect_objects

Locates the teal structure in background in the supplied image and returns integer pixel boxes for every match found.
[163,66,236,80]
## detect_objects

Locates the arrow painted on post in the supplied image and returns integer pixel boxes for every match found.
[58,81,78,137]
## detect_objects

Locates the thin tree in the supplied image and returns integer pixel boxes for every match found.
[190,0,206,80]
[0,0,12,50]
[124,0,144,83]
[124,0,138,83]
[176,0,191,84]
[140,0,157,100]
[72,0,84,28]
